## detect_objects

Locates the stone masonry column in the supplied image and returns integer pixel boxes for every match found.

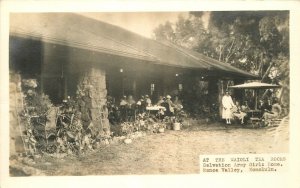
[77,67,109,133]
[9,73,26,155]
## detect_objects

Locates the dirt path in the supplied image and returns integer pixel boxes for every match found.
[10,121,289,176]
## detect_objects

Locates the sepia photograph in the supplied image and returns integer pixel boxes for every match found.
[7,10,291,176]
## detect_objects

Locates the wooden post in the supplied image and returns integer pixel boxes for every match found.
[132,79,137,97]
[233,79,244,102]
[218,79,224,119]
[208,77,218,104]
[255,89,258,110]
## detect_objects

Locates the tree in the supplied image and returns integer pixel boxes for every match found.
[153,21,175,41]
[153,11,289,105]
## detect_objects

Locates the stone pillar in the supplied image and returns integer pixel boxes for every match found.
[9,73,26,155]
[77,67,109,133]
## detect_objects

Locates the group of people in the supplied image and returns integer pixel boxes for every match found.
[222,90,249,125]
[114,94,183,122]
[222,90,282,125]
[157,95,183,116]
[108,89,282,126]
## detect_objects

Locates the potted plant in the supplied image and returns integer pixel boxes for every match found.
[172,109,187,131]
[158,123,166,133]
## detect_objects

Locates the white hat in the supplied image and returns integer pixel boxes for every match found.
[166,95,171,99]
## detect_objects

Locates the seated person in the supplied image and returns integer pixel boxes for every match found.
[145,95,152,107]
[126,95,136,121]
[156,96,164,106]
[126,95,136,109]
[161,95,176,116]
[138,95,146,113]
[232,101,247,124]
[257,99,271,117]
[262,98,282,123]
[257,99,265,111]
[257,99,265,115]
[265,98,272,111]
[156,96,166,119]
[119,96,127,122]
[120,96,127,106]
[241,101,250,113]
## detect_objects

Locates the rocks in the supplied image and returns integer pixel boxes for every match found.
[124,138,132,144]
[135,132,143,138]
[10,155,46,176]
[108,138,117,144]
[33,154,42,159]
[10,164,45,176]
[129,134,136,139]
[158,128,165,133]
[52,153,67,159]
[92,142,101,149]
[44,162,52,166]
[102,131,146,145]
[22,157,36,165]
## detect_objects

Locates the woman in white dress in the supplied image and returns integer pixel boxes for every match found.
[222,90,235,124]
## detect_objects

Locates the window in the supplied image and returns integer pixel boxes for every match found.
[150,83,155,95]
[178,83,183,91]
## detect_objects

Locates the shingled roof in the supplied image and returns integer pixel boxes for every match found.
[10,13,258,79]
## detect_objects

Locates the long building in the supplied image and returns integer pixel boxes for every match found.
[9,13,258,144]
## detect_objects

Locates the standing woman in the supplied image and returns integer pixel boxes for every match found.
[222,90,235,124]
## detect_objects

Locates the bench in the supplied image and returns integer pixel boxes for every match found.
[269,118,282,127]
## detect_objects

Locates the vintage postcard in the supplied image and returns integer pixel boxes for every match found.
[1,1,300,188]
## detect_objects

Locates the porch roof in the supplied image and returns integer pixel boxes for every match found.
[10,13,258,79]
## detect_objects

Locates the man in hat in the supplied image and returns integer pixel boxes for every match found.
[222,90,235,124]
[164,95,176,116]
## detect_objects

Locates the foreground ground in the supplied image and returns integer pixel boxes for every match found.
[10,118,289,176]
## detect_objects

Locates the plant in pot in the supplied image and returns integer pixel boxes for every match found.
[172,109,187,131]
[172,118,181,131]
[158,123,166,133]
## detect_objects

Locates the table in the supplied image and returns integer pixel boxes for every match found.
[146,106,166,111]
[247,109,262,118]
[146,106,166,119]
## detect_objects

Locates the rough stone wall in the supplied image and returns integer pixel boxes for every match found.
[76,67,109,133]
[9,73,26,155]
